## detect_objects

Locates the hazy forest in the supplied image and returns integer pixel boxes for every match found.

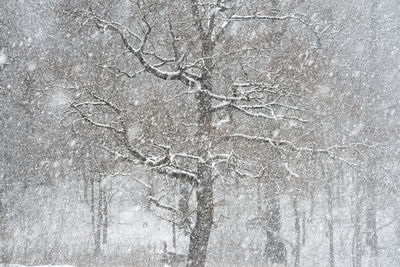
[1,0,400,266]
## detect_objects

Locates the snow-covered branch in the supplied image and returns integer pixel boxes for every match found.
[70,103,124,134]
[149,196,180,213]
[229,13,312,27]
[283,162,300,178]
[227,133,376,158]
[83,11,201,85]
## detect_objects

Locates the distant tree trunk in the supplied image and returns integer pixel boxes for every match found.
[365,0,379,263]
[264,180,286,265]
[172,181,178,249]
[292,196,301,267]
[365,179,377,263]
[302,212,306,246]
[94,176,102,256]
[352,175,363,267]
[256,177,262,216]
[90,175,95,234]
[353,206,362,267]
[327,177,335,267]
[178,181,191,235]
[172,222,177,250]
[322,162,335,267]
[83,176,88,203]
[396,210,400,253]
[102,189,108,244]
[309,189,315,223]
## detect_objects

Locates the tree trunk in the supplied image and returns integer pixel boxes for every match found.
[90,175,95,247]
[264,180,286,265]
[302,212,306,246]
[94,177,102,256]
[327,177,335,267]
[186,58,214,266]
[293,196,301,267]
[186,171,214,267]
[256,177,262,216]
[179,181,191,235]
[265,183,281,236]
[352,175,363,267]
[365,179,377,263]
[322,162,335,267]
[172,222,177,250]
[365,0,378,263]
[102,189,108,244]
[83,176,88,204]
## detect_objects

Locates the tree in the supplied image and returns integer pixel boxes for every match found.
[65,1,358,266]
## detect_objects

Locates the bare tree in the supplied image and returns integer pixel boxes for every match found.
[64,0,380,266]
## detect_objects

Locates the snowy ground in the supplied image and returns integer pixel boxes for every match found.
[0,265,76,267]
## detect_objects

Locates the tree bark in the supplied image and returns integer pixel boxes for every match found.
[102,189,108,244]
[90,175,96,254]
[94,176,102,256]
[256,177,262,216]
[322,162,335,267]
[365,180,377,263]
[327,177,335,267]
[186,102,214,266]
[186,165,214,267]
[365,1,378,263]
[179,181,191,234]
[264,180,286,265]
[172,222,177,250]
[293,196,301,267]
[352,174,363,267]
[185,15,216,264]
[302,212,306,246]
[83,176,88,204]
[186,39,215,265]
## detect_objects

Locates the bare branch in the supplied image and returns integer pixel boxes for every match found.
[70,103,124,133]
[88,92,122,114]
[283,162,300,178]
[229,13,312,27]
[228,103,309,123]
[97,63,144,78]
[84,11,201,85]
[149,196,180,213]
[227,133,376,156]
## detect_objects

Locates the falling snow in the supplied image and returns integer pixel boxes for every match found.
[1,1,399,267]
